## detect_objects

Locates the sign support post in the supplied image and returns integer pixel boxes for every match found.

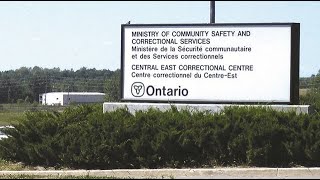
[210,1,215,24]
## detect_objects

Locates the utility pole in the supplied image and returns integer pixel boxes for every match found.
[67,85,70,106]
[7,87,11,103]
[45,75,47,94]
[45,75,47,105]
[210,1,215,23]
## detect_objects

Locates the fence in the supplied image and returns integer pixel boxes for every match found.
[0,104,66,113]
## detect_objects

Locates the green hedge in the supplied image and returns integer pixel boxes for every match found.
[300,89,320,114]
[0,104,320,169]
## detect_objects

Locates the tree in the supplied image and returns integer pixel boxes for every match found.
[104,69,121,102]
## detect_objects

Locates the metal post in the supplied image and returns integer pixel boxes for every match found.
[210,1,215,23]
[45,75,47,105]
[67,86,70,105]
[7,87,10,103]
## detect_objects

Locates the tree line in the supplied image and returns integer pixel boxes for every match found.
[0,66,120,104]
[1,66,320,104]
[300,73,320,89]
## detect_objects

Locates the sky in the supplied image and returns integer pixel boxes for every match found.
[0,1,319,77]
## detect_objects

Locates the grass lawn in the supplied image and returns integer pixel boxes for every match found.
[0,174,116,179]
[0,112,24,126]
[0,159,116,179]
[0,103,67,126]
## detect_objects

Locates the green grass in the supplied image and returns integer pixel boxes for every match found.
[0,174,117,179]
[0,103,67,126]
[0,159,28,171]
[0,103,66,113]
[0,112,24,126]
[0,159,117,179]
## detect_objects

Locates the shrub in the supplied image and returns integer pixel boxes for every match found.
[300,88,320,115]
[0,104,319,169]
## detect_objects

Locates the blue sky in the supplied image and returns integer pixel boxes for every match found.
[0,1,319,77]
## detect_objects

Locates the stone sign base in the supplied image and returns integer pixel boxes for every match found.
[103,102,310,115]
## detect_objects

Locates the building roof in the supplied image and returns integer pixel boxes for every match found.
[41,92,105,95]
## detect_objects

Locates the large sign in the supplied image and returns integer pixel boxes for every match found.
[121,23,300,104]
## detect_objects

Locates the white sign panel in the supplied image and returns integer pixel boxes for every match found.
[121,23,299,103]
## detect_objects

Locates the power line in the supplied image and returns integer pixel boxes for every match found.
[0,76,112,84]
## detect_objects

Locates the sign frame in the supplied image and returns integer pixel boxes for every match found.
[120,23,300,105]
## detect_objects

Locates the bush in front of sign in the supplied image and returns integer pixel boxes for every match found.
[0,109,61,166]
[300,88,320,114]
[0,104,320,169]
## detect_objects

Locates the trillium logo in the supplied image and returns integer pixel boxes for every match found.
[131,82,145,97]
[131,82,189,98]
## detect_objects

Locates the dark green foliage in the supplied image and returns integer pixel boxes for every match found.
[104,69,121,102]
[301,88,320,114]
[1,105,320,169]
[0,110,61,166]
[300,72,320,114]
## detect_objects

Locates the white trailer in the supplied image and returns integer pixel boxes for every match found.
[39,92,106,106]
